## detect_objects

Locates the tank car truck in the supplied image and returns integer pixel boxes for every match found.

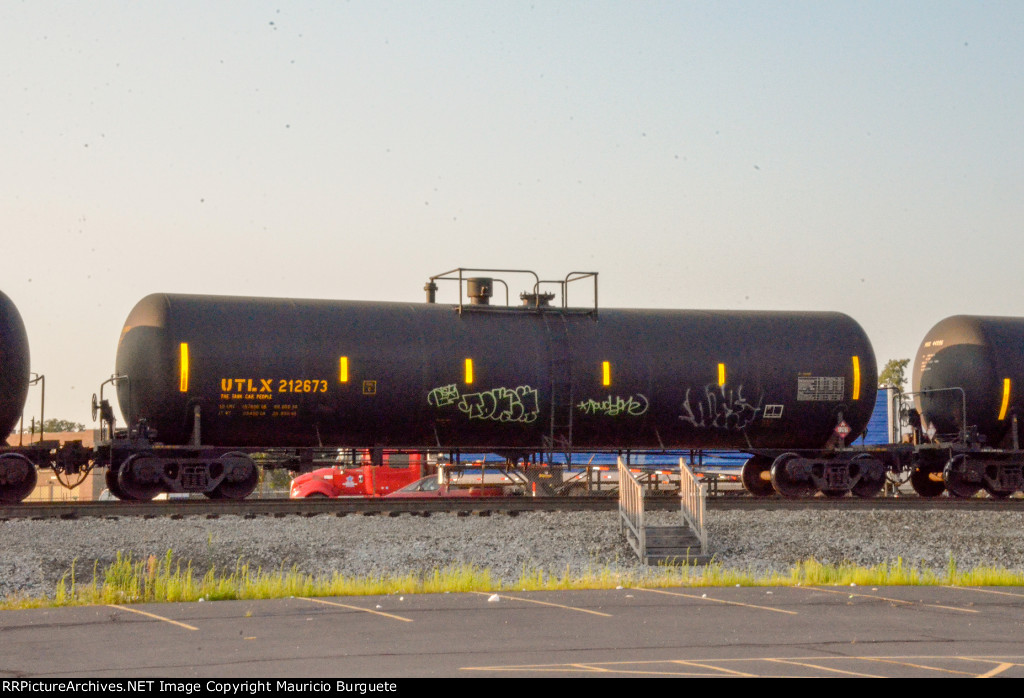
[91,268,881,501]
[902,315,1024,498]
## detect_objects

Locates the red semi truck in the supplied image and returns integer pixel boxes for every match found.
[289,451,426,498]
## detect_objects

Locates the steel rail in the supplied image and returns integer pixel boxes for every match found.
[0,493,1018,520]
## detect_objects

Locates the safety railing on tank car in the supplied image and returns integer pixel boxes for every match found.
[556,271,598,313]
[427,267,526,311]
[426,267,598,316]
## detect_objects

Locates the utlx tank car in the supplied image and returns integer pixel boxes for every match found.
[96,269,880,501]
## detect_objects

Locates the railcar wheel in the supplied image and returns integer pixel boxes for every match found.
[909,464,945,497]
[982,482,1015,499]
[0,454,38,504]
[943,455,981,499]
[211,452,259,500]
[850,454,885,498]
[740,456,775,497]
[104,467,131,500]
[770,453,814,498]
[982,464,1018,499]
[117,454,163,501]
[851,477,884,498]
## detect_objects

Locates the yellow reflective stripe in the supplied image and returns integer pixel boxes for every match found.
[464,358,474,384]
[718,363,726,387]
[999,378,1011,420]
[852,356,861,400]
[179,343,189,393]
[339,356,349,383]
[602,361,611,387]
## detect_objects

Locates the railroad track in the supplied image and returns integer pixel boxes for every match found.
[1,493,1020,520]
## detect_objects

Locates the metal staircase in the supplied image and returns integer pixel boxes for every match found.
[619,458,711,565]
[641,526,708,565]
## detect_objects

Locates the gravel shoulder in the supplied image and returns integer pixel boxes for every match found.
[3,508,1024,599]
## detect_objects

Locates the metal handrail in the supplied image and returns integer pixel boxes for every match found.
[16,373,45,446]
[428,268,536,312]
[563,271,598,312]
[678,459,707,554]
[427,267,598,315]
[617,457,645,559]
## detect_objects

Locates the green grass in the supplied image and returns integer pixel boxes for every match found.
[3,551,1024,610]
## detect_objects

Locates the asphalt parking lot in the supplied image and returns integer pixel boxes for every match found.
[3,585,1024,677]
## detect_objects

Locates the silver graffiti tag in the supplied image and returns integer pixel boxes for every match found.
[680,384,762,430]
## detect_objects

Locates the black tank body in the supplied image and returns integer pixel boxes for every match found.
[115,293,877,451]
[914,315,1024,445]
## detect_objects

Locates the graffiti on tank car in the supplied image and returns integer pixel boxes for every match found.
[577,394,649,417]
[427,383,460,408]
[428,384,540,423]
[459,386,540,423]
[679,384,762,430]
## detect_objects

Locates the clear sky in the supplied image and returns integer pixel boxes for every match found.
[2,1,1022,426]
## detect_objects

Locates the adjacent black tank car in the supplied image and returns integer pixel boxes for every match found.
[0,290,30,437]
[909,315,1024,498]
[0,291,91,503]
[0,290,37,503]
[102,270,878,500]
[914,315,1024,446]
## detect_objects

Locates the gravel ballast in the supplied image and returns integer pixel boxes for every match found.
[3,508,1024,599]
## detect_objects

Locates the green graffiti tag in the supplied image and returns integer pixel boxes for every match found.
[428,384,540,423]
[576,394,649,417]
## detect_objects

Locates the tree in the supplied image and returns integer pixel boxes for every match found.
[878,358,910,392]
[16,418,86,434]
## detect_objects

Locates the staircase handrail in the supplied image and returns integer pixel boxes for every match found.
[678,459,707,554]
[617,458,645,559]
